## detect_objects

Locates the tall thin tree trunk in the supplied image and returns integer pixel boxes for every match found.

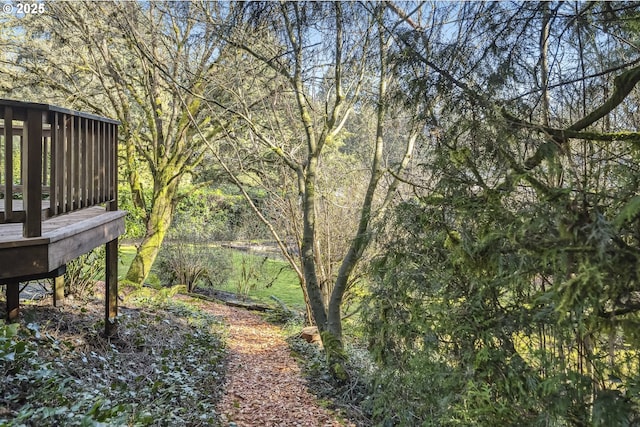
[301,155,329,331]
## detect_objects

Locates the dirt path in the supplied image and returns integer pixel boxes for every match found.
[185,298,347,426]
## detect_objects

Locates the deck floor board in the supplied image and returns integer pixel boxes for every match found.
[0,206,114,244]
[0,206,125,280]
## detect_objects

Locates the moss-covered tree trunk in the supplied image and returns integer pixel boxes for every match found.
[125,177,179,285]
[299,154,350,382]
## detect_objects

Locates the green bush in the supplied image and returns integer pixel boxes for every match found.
[156,242,232,292]
[168,186,271,242]
[234,253,270,299]
[42,247,104,300]
[63,247,105,299]
[117,184,148,239]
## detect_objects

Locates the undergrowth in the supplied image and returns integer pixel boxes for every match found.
[0,287,226,426]
[286,334,373,426]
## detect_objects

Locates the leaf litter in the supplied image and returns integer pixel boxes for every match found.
[1,285,354,426]
[183,296,353,427]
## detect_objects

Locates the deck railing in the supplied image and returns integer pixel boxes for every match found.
[0,100,119,237]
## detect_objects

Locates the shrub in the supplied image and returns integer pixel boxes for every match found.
[157,242,232,292]
[58,247,105,300]
[64,246,105,299]
[234,253,269,299]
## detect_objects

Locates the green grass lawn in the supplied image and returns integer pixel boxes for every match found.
[118,245,137,280]
[221,250,304,309]
[119,244,305,310]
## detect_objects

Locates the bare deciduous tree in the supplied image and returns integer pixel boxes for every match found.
[193,1,421,378]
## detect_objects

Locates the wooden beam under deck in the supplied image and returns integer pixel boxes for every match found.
[0,206,125,280]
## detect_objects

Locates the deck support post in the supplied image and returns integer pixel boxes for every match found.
[6,283,19,321]
[104,238,118,336]
[53,275,64,307]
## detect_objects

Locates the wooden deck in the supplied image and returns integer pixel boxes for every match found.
[0,99,123,334]
[0,205,125,280]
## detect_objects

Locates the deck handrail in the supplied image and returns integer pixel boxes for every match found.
[0,99,119,238]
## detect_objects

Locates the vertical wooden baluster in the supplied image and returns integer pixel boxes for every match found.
[4,107,13,221]
[99,121,105,203]
[55,113,65,215]
[65,115,72,213]
[94,121,100,203]
[87,119,93,205]
[106,123,112,203]
[83,117,89,207]
[23,108,42,238]
[42,127,48,188]
[50,113,57,215]
[72,116,79,210]
[111,124,117,206]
